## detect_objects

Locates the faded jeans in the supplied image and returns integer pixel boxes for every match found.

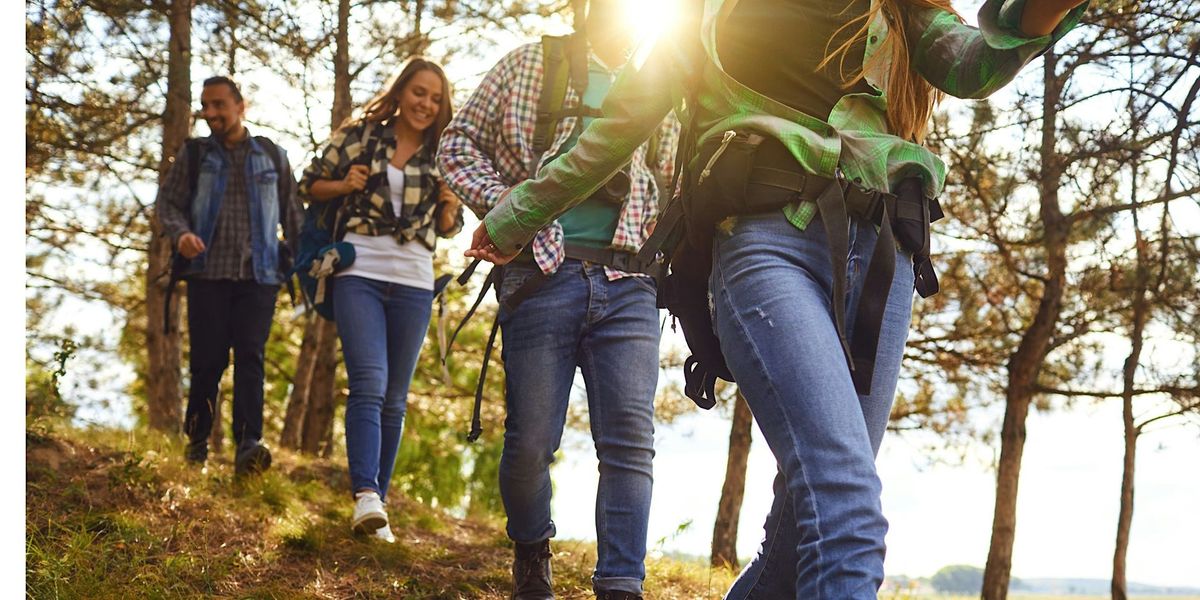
[713,211,915,600]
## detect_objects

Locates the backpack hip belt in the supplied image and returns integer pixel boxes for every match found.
[641,131,944,406]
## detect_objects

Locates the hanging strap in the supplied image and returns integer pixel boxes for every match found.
[309,246,344,305]
[847,199,896,396]
[468,314,502,443]
[814,173,856,372]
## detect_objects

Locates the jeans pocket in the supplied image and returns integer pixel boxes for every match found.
[497,263,540,310]
[629,274,658,297]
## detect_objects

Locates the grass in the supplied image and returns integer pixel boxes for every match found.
[26,424,740,599]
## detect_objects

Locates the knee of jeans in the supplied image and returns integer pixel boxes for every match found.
[501,433,558,475]
[594,429,655,464]
[379,395,407,427]
[191,354,230,376]
[231,339,267,360]
[345,366,387,399]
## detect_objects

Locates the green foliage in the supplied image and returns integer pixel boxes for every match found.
[930,564,984,594]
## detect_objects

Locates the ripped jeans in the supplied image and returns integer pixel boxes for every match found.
[712,211,915,600]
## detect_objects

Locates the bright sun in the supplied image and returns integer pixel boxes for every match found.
[621,0,684,46]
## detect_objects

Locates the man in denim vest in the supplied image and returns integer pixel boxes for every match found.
[155,76,302,475]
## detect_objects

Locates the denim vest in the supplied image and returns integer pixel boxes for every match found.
[187,137,285,285]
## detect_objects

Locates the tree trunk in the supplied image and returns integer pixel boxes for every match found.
[1112,156,1151,600]
[144,0,191,433]
[285,0,350,455]
[712,390,753,568]
[300,320,339,455]
[982,50,1070,600]
[281,316,320,448]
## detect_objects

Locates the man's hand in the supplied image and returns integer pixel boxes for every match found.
[464,222,518,265]
[342,164,369,194]
[177,232,206,259]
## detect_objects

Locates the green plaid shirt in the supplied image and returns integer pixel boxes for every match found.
[483,0,1087,254]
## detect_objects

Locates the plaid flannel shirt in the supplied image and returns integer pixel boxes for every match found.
[437,41,680,279]
[481,0,1088,255]
[299,119,464,250]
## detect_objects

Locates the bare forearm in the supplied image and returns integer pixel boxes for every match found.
[308,179,350,201]
[1020,0,1086,36]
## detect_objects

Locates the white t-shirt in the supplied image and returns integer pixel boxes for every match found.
[335,165,434,290]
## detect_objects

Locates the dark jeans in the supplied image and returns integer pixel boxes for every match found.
[184,278,279,448]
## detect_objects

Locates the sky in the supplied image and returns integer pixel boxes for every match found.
[11,0,1200,594]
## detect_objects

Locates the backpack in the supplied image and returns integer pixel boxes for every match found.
[288,126,381,321]
[163,135,290,333]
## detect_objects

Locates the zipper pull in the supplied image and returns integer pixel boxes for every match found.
[697,130,738,187]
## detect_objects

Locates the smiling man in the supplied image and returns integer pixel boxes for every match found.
[155,76,301,477]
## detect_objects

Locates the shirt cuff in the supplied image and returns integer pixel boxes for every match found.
[482,185,532,255]
[979,0,1088,51]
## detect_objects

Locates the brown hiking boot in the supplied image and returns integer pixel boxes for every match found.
[511,539,553,600]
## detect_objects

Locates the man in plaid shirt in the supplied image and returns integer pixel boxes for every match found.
[437,1,677,598]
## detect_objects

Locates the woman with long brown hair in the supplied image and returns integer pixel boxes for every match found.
[465,0,1089,595]
[299,58,463,543]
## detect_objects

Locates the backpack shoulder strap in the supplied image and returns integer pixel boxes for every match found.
[185,137,204,204]
[253,135,284,174]
[532,34,574,156]
[253,135,291,225]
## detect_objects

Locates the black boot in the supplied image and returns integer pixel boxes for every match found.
[234,439,272,476]
[511,539,553,600]
[184,439,208,465]
[595,591,643,600]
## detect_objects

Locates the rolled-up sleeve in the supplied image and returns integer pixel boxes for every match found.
[909,0,1089,99]
[298,125,357,204]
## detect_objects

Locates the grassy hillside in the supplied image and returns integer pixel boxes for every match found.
[26,425,738,599]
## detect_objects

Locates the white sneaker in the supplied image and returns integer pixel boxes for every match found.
[351,491,388,534]
[373,524,396,543]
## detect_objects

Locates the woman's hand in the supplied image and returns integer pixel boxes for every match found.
[1020,0,1088,37]
[438,184,461,212]
[435,183,463,234]
[341,164,369,195]
[464,222,518,265]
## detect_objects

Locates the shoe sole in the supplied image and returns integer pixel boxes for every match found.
[352,512,388,534]
[235,446,272,476]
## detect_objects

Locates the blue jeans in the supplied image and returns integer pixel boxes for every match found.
[333,275,433,499]
[712,212,914,600]
[497,259,659,596]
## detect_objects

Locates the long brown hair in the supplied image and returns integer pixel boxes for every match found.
[354,58,454,149]
[820,0,960,142]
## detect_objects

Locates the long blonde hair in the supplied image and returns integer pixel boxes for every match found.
[820,0,960,142]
